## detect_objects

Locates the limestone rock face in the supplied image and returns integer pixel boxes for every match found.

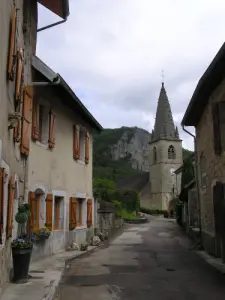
[110,127,151,172]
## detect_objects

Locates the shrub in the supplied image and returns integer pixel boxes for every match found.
[109,189,140,213]
[139,207,167,215]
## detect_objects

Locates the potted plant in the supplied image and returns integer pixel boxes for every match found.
[32,227,51,241]
[11,204,33,284]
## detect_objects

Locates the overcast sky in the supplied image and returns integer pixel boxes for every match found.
[37,0,225,151]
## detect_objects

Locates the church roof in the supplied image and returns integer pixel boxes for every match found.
[151,83,180,142]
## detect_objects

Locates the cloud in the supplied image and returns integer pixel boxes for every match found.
[37,0,225,151]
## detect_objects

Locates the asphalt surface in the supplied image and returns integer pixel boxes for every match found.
[57,217,225,300]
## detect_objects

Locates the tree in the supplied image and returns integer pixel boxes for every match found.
[93,178,116,200]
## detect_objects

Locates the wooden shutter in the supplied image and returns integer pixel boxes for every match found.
[28,191,35,232]
[87,199,92,228]
[69,197,77,230]
[8,7,17,80]
[212,103,222,155]
[21,87,32,155]
[73,125,80,160]
[6,176,14,239]
[32,101,40,141]
[49,110,55,148]
[0,169,4,244]
[85,131,90,164]
[15,48,23,103]
[45,193,53,231]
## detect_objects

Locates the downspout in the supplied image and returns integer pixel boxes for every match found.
[182,125,202,246]
[37,18,67,33]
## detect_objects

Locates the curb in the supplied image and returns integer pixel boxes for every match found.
[123,218,148,224]
[52,246,99,300]
[197,250,225,274]
[65,246,98,265]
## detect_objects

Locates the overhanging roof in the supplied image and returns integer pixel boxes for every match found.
[38,0,69,19]
[182,43,225,126]
[32,56,103,132]
[174,165,183,175]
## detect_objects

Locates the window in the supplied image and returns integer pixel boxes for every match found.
[168,145,176,159]
[32,101,56,148]
[73,125,90,164]
[76,198,84,226]
[212,101,225,155]
[153,147,157,163]
[29,189,46,231]
[54,196,64,230]
[200,154,207,188]
[38,105,49,144]
[79,129,85,161]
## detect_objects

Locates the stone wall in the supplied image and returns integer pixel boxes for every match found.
[195,78,225,255]
[0,0,37,294]
[95,202,123,238]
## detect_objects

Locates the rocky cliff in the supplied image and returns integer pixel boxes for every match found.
[110,127,150,171]
[93,127,151,182]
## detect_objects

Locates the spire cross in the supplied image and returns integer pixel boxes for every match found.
[161,70,165,83]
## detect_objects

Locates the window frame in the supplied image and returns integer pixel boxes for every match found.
[76,198,83,227]
[53,195,64,230]
[32,99,55,149]
[168,145,176,160]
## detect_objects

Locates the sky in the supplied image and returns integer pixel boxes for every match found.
[37,0,225,151]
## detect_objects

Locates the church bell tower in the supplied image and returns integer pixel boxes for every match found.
[148,82,183,210]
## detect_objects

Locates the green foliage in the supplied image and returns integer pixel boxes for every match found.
[93,127,146,181]
[182,148,193,161]
[181,154,195,189]
[93,127,193,183]
[108,189,140,213]
[120,210,137,219]
[140,207,167,215]
[15,204,31,224]
[93,178,116,199]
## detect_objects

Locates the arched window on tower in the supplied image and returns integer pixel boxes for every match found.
[168,145,176,159]
[153,147,157,163]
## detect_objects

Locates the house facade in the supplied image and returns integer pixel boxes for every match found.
[28,57,102,261]
[0,0,70,293]
[182,43,225,259]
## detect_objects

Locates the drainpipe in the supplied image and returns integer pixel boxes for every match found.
[182,125,202,246]
[37,18,67,33]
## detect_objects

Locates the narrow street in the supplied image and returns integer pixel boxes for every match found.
[57,217,225,300]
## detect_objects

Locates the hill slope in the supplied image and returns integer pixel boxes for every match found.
[93,127,193,181]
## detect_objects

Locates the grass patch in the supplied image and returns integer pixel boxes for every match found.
[121,209,137,219]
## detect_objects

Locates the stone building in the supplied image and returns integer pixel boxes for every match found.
[182,42,225,260]
[0,0,70,294]
[142,82,183,210]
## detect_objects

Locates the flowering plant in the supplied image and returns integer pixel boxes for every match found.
[32,227,51,240]
[11,235,33,250]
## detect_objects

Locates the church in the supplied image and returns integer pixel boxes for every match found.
[140,82,183,211]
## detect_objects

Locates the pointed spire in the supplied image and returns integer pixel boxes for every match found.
[175,126,179,139]
[152,82,178,141]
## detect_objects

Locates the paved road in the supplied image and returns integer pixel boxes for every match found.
[57,217,225,300]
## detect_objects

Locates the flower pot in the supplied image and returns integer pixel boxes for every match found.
[12,248,32,283]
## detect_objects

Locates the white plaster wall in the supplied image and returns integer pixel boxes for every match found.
[28,88,95,260]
